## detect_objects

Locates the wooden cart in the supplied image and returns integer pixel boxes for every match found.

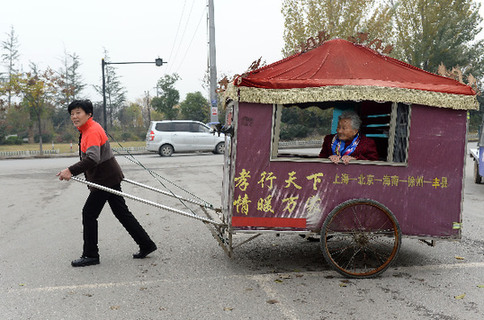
[219,38,478,278]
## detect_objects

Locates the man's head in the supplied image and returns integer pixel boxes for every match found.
[67,100,93,117]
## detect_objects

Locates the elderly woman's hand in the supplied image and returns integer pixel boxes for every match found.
[329,155,341,164]
[341,155,356,165]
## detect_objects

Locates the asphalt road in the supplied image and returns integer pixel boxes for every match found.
[1,150,484,320]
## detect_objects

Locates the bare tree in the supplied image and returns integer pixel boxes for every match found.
[1,25,20,108]
[93,49,127,128]
[58,50,85,107]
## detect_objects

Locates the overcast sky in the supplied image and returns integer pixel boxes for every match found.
[0,0,285,103]
[1,0,483,104]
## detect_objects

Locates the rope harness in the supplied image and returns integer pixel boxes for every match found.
[72,133,225,227]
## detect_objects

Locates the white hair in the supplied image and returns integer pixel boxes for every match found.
[339,111,361,130]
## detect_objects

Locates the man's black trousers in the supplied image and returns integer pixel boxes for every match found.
[81,184,154,258]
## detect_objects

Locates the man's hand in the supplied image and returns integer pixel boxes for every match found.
[57,168,72,181]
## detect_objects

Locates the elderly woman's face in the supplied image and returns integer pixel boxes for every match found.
[336,119,358,142]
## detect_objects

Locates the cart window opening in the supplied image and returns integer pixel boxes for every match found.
[271,101,410,164]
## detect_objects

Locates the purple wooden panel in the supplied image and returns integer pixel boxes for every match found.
[232,103,466,238]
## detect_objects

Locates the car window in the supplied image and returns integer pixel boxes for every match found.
[192,123,210,133]
[155,122,172,131]
[173,122,191,132]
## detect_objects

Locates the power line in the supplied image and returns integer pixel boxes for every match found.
[166,0,188,72]
[172,7,206,74]
[167,0,196,74]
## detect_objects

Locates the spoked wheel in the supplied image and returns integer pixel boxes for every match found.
[321,199,401,278]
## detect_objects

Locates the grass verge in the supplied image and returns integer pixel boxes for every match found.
[0,141,146,154]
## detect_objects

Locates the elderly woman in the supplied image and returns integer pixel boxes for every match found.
[319,111,379,164]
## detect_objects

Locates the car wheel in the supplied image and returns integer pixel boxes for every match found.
[159,144,174,157]
[214,142,225,154]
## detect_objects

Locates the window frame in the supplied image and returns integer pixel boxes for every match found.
[269,101,411,166]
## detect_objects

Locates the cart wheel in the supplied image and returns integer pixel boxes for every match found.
[321,199,401,278]
[474,161,482,184]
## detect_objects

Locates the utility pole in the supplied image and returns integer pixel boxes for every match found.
[208,0,218,123]
[145,90,151,125]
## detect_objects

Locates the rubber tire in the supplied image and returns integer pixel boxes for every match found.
[321,198,401,278]
[474,161,482,184]
[213,142,225,154]
[159,144,174,157]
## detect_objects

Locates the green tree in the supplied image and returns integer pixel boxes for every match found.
[51,106,72,141]
[1,25,20,109]
[0,104,29,144]
[4,104,29,136]
[180,91,209,122]
[280,106,332,140]
[282,0,483,82]
[11,64,59,153]
[281,0,394,56]
[390,0,484,129]
[392,0,483,77]
[0,118,6,143]
[118,102,143,129]
[151,73,180,120]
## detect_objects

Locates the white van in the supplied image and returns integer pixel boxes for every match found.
[146,120,225,156]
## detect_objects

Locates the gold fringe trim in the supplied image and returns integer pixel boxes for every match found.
[224,85,478,110]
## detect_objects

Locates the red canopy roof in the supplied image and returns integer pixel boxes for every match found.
[230,39,477,110]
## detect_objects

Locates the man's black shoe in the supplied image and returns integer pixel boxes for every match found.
[71,256,100,267]
[133,244,157,259]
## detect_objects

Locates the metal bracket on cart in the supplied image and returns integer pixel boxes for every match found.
[419,239,436,247]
